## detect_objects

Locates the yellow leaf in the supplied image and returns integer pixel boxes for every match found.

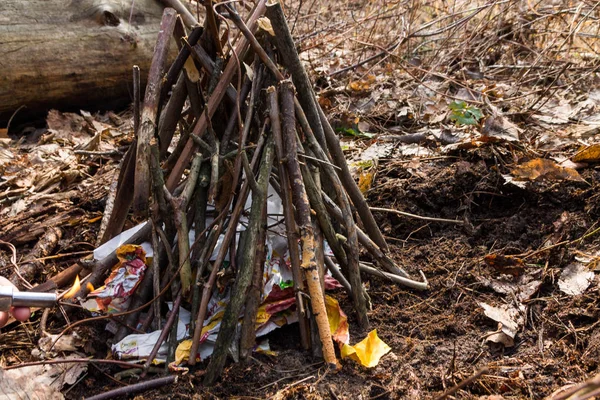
[573,144,600,163]
[341,330,391,368]
[358,169,375,195]
[325,296,349,344]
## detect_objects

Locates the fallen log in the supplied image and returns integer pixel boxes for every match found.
[0,0,179,127]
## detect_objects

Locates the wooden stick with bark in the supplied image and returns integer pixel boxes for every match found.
[134,8,178,214]
[279,80,339,368]
[265,0,388,252]
[268,87,310,350]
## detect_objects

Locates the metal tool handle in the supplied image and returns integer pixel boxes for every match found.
[0,286,57,311]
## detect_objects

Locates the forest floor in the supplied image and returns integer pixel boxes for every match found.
[1,0,600,399]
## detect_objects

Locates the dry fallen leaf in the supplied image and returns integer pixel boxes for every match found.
[572,144,600,163]
[511,158,586,183]
[348,75,376,92]
[484,254,525,277]
[558,263,594,296]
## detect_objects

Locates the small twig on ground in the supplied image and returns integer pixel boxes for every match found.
[433,367,489,400]
[371,207,465,225]
[85,375,178,400]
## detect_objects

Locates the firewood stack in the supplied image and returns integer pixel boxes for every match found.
[82,0,427,384]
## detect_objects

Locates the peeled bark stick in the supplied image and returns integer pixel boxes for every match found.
[359,263,428,291]
[10,226,62,289]
[264,0,388,252]
[279,81,338,368]
[159,0,198,28]
[188,132,267,365]
[134,8,178,215]
[268,87,310,350]
[301,162,348,271]
[206,138,274,383]
[166,0,267,191]
[294,101,369,330]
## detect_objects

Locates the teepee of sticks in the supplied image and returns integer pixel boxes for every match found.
[84,0,428,384]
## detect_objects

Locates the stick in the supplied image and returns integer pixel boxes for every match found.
[279,80,338,368]
[221,11,369,327]
[268,87,310,350]
[370,207,466,225]
[10,227,62,289]
[158,74,188,158]
[204,137,275,384]
[265,0,326,146]
[264,0,388,252]
[85,375,178,400]
[150,221,163,330]
[159,0,198,28]
[163,154,203,295]
[240,193,268,359]
[359,263,428,291]
[140,291,182,376]
[165,0,267,191]
[187,127,267,365]
[433,368,488,400]
[134,8,178,214]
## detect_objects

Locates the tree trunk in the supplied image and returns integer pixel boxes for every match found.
[0,0,173,126]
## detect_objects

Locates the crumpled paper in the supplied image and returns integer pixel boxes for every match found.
[83,244,147,313]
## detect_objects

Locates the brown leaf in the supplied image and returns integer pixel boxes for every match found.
[511,158,585,183]
[572,144,600,163]
[484,254,525,277]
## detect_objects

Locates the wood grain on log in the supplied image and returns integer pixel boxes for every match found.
[0,0,181,126]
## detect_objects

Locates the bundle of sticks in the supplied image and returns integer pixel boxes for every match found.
[78,0,427,384]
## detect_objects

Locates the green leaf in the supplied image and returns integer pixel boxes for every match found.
[449,101,483,126]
